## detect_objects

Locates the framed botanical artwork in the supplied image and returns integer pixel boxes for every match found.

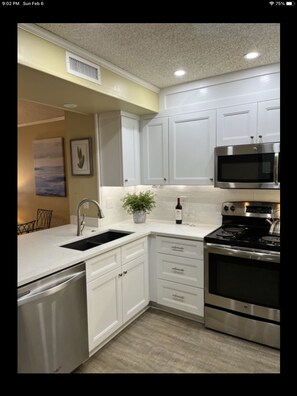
[70,138,93,176]
[33,137,67,197]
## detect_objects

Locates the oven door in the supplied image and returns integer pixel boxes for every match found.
[204,243,280,322]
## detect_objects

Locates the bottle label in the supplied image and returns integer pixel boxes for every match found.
[175,209,182,220]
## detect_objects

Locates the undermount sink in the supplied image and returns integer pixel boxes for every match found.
[61,230,133,251]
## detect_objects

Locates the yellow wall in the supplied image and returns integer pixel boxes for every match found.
[64,112,99,217]
[18,120,70,226]
[18,28,159,113]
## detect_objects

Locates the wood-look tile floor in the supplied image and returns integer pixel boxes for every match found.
[76,308,280,373]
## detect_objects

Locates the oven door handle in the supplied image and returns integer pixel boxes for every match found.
[205,244,279,262]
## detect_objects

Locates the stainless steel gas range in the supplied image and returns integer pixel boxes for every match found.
[204,201,280,349]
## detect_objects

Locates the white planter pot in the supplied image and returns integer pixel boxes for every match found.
[133,211,146,223]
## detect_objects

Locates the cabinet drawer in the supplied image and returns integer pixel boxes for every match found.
[86,248,121,282]
[156,236,203,259]
[121,237,147,264]
[157,254,203,288]
[157,279,204,316]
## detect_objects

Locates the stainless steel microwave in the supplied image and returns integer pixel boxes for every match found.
[214,142,280,189]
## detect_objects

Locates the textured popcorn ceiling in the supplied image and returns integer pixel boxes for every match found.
[36,23,280,89]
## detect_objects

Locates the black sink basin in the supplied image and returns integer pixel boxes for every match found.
[61,230,133,251]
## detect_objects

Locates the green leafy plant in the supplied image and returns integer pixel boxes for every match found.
[122,191,156,214]
[77,147,85,169]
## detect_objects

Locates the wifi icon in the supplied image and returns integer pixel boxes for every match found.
[269,1,274,4]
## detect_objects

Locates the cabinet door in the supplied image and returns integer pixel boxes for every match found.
[258,99,280,143]
[169,110,216,185]
[87,268,122,352]
[122,116,140,186]
[122,255,149,323]
[141,117,169,184]
[217,103,257,146]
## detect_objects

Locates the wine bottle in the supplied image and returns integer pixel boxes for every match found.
[175,197,182,224]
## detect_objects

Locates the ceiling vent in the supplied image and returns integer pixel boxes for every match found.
[66,51,101,85]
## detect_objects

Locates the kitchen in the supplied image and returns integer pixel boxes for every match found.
[17,23,281,373]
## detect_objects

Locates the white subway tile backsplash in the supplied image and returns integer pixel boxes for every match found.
[100,185,281,227]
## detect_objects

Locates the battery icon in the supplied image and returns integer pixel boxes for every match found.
[286,1,293,5]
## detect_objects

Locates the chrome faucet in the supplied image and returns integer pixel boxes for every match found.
[76,198,104,236]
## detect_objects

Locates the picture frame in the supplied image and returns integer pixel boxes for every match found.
[33,137,67,196]
[70,138,93,176]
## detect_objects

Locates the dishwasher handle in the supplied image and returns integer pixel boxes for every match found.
[18,271,85,306]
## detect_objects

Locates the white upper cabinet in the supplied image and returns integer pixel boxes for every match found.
[99,111,140,186]
[217,100,280,146]
[141,117,169,185]
[169,110,216,185]
[257,99,280,143]
[217,103,257,146]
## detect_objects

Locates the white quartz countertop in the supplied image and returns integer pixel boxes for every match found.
[18,220,219,287]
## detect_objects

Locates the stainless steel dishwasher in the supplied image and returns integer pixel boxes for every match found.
[18,262,89,373]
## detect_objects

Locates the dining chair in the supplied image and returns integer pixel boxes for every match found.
[35,209,53,231]
[17,220,36,235]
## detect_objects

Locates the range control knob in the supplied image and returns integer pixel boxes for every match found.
[224,205,229,211]
[230,205,235,212]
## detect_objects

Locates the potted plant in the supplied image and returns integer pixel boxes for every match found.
[122,191,156,223]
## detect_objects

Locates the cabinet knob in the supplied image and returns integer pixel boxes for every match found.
[209,178,213,181]
[164,177,167,181]
[118,273,122,277]
[250,136,254,139]
[258,135,262,138]
[123,270,127,275]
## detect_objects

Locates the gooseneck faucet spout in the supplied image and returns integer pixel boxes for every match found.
[77,198,104,236]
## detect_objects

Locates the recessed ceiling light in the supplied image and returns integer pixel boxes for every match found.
[244,52,260,60]
[174,69,186,77]
[63,103,78,108]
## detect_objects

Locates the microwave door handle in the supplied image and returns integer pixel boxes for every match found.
[274,152,279,185]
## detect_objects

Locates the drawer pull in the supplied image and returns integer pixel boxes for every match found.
[123,271,127,275]
[171,246,184,252]
[172,293,185,300]
[172,267,184,272]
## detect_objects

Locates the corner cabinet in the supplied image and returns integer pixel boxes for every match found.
[99,111,140,186]
[169,110,216,185]
[86,238,148,354]
[141,110,216,185]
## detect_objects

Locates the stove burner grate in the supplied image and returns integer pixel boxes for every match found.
[260,235,280,245]
[217,226,246,238]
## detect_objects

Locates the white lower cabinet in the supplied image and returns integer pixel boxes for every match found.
[156,236,204,318]
[87,268,123,350]
[122,255,149,322]
[86,238,148,353]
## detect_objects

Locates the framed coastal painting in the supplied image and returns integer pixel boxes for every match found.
[33,137,67,197]
[70,138,93,176]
